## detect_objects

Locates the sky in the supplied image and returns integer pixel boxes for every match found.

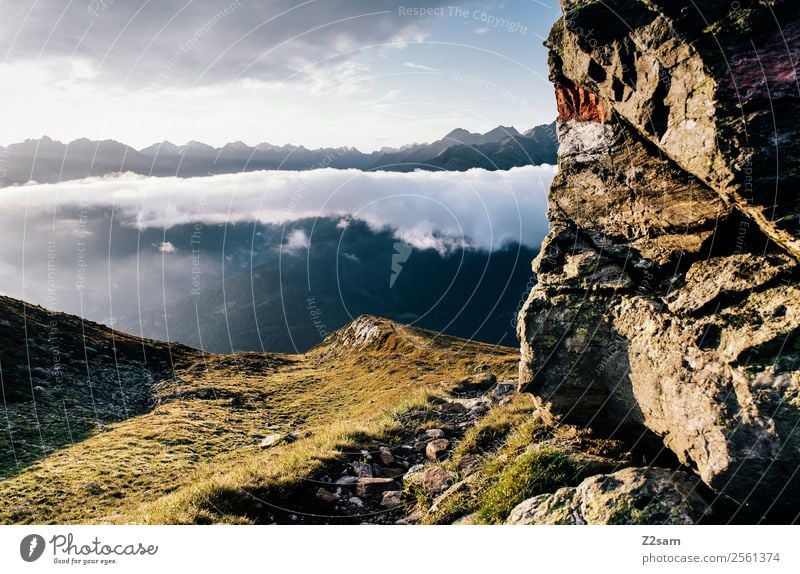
[0,0,561,151]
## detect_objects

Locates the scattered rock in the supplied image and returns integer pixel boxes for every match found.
[440,402,467,415]
[336,476,359,486]
[490,382,516,401]
[351,461,373,478]
[372,466,403,479]
[355,477,397,499]
[378,447,394,466]
[315,488,340,504]
[259,434,283,448]
[425,438,450,461]
[404,465,456,496]
[348,497,364,508]
[403,464,426,480]
[380,490,403,508]
[455,373,496,393]
[425,428,445,439]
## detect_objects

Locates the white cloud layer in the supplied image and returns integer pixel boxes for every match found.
[6,165,554,252]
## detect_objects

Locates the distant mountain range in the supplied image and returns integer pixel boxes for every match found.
[0,122,556,186]
[371,124,557,171]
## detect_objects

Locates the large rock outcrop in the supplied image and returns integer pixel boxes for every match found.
[506,467,711,525]
[519,0,800,522]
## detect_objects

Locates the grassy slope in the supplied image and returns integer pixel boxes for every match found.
[0,295,195,477]
[0,316,517,524]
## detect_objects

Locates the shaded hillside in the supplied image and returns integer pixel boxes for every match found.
[0,295,196,476]
[121,218,538,354]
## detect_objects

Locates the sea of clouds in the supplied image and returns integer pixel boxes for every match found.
[0,165,554,326]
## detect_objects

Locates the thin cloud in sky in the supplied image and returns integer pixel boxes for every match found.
[0,1,559,152]
[403,62,443,73]
[0,0,459,86]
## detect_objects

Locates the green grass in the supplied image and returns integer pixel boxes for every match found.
[420,394,626,525]
[0,317,518,524]
[475,447,579,524]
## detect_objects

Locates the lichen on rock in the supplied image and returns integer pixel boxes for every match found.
[518,0,800,522]
[506,467,711,525]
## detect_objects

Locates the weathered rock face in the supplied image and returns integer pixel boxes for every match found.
[519,0,800,522]
[555,0,800,256]
[506,467,711,525]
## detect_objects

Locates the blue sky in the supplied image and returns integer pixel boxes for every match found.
[0,0,561,150]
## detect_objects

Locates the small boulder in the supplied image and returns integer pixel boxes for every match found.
[425,429,446,439]
[315,488,340,504]
[372,466,403,479]
[404,465,456,496]
[491,382,516,400]
[351,461,373,478]
[413,440,430,452]
[378,447,394,466]
[454,373,496,394]
[440,402,468,415]
[426,438,450,461]
[355,477,397,499]
[260,434,283,448]
[457,454,480,476]
[403,464,426,480]
[380,490,403,508]
[396,509,423,525]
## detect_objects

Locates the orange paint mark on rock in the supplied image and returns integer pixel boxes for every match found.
[555,80,609,123]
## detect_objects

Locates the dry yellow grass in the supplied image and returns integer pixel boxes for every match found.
[0,317,518,524]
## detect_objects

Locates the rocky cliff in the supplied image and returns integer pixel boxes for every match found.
[518,0,800,523]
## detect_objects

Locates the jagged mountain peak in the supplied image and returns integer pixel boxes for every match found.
[139,141,183,155]
[481,126,521,139]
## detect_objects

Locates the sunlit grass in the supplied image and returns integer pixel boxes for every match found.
[0,318,517,524]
